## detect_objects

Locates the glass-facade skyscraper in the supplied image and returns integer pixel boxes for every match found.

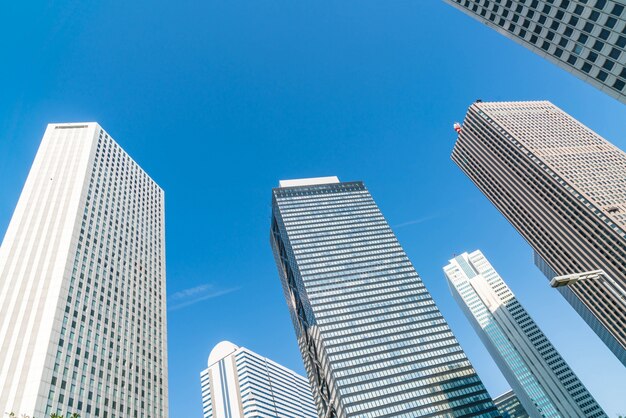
[200,341,317,418]
[0,123,168,418]
[270,176,499,418]
[492,391,528,418]
[452,100,626,366]
[442,0,626,104]
[444,250,606,418]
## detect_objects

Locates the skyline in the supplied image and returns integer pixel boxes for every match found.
[1,1,626,417]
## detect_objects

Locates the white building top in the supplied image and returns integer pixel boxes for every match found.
[279,176,340,188]
[200,341,317,418]
[207,340,238,367]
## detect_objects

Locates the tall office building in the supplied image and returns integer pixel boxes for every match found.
[0,124,168,417]
[200,341,317,418]
[444,250,606,418]
[270,176,499,418]
[492,391,528,418]
[452,100,626,366]
[442,0,626,104]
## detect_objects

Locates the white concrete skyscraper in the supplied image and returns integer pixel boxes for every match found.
[270,177,499,418]
[444,250,605,418]
[0,123,168,418]
[200,341,317,418]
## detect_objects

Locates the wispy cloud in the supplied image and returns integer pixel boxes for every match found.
[393,214,440,229]
[168,283,240,311]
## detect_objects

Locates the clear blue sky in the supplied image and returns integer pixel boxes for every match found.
[1,1,625,416]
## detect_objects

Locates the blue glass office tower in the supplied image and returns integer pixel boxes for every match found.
[270,177,499,418]
[444,250,606,418]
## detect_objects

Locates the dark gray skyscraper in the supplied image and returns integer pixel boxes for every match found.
[452,100,626,366]
[442,0,626,103]
[270,176,499,418]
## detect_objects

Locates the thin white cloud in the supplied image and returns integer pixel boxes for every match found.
[393,214,440,229]
[168,283,240,311]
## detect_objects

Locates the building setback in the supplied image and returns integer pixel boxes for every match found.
[493,391,529,418]
[445,250,606,418]
[270,176,499,418]
[452,100,626,366]
[200,341,317,418]
[442,0,626,104]
[0,124,168,417]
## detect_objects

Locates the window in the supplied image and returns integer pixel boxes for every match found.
[603,59,615,71]
[609,48,622,60]
[611,4,624,16]
[592,40,605,51]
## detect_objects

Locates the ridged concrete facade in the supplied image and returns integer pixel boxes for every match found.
[200,341,317,418]
[270,177,499,418]
[451,100,626,367]
[442,0,626,104]
[445,250,606,418]
[0,123,168,417]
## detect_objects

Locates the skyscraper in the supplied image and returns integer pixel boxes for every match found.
[200,341,317,418]
[0,123,168,417]
[452,100,626,366]
[442,0,626,104]
[270,176,499,418]
[492,391,528,418]
[444,250,606,418]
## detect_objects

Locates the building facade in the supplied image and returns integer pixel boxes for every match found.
[444,250,606,417]
[0,123,168,418]
[492,391,529,418]
[452,100,626,366]
[270,176,499,418]
[443,0,626,104]
[200,341,317,418]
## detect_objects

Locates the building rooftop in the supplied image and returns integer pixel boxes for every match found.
[279,176,340,188]
[207,341,238,367]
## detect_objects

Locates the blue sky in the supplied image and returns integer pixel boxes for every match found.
[1,1,626,416]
